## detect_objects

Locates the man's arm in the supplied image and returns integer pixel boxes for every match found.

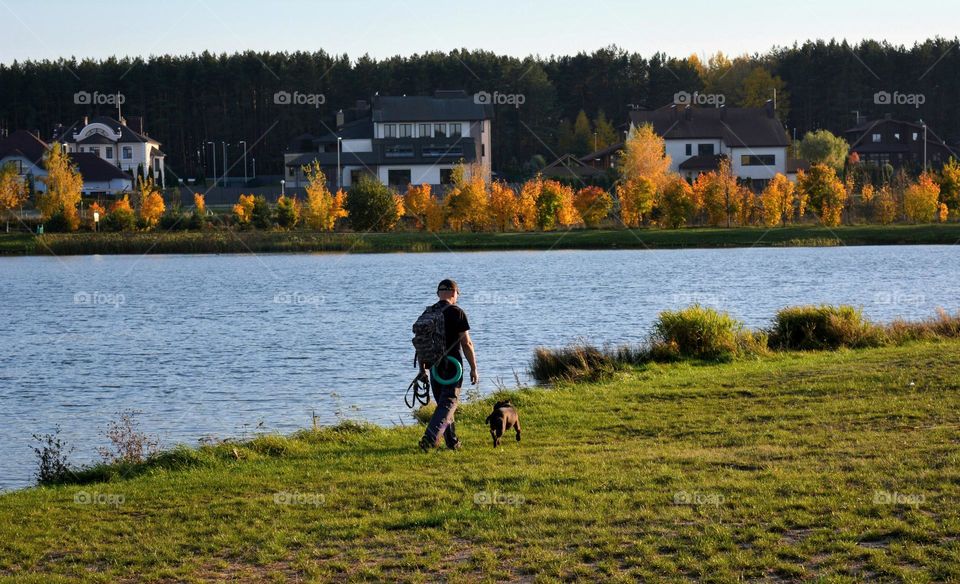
[460,331,479,384]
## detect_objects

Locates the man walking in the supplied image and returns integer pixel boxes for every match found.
[418,279,478,451]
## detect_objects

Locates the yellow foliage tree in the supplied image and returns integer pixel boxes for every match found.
[617,175,655,228]
[760,173,795,227]
[193,193,206,216]
[516,175,541,231]
[233,194,255,225]
[796,164,847,227]
[874,185,898,225]
[0,162,29,230]
[903,173,941,223]
[38,142,83,229]
[445,163,489,231]
[425,197,446,232]
[136,179,165,227]
[404,184,434,230]
[939,202,949,222]
[302,161,347,231]
[618,123,671,191]
[659,175,698,229]
[488,181,519,231]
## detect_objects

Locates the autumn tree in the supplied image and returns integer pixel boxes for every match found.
[741,67,789,119]
[694,158,740,227]
[796,164,847,227]
[573,186,613,228]
[403,183,433,230]
[939,158,960,214]
[233,194,255,225]
[488,181,519,231]
[445,163,489,231]
[38,142,83,230]
[193,193,206,217]
[302,161,347,231]
[619,123,671,191]
[102,195,136,231]
[659,175,698,229]
[0,162,28,232]
[136,178,165,227]
[516,176,540,231]
[903,173,940,223]
[617,176,655,228]
[874,185,898,225]
[760,173,795,227]
[275,195,301,229]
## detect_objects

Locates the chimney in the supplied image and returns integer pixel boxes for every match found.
[336,109,345,128]
[83,116,89,126]
[765,100,775,118]
[719,105,727,121]
[684,106,693,121]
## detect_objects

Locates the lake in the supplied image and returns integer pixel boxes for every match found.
[1,246,957,491]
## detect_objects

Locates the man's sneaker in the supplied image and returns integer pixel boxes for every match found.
[418,436,435,452]
[447,439,463,451]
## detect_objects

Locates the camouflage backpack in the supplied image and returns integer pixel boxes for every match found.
[412,302,448,368]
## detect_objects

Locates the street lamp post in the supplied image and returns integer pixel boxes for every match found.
[252,158,256,179]
[222,142,228,187]
[922,121,928,173]
[207,141,217,187]
[337,136,343,191]
[281,179,285,197]
[239,141,248,184]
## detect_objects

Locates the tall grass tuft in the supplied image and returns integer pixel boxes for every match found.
[769,305,881,350]
[650,305,743,361]
[530,343,623,384]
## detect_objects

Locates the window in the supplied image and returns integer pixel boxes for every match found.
[419,123,431,137]
[154,159,161,170]
[894,133,901,141]
[388,169,411,187]
[697,144,715,156]
[434,123,447,138]
[449,123,462,137]
[913,132,919,141]
[872,133,882,143]
[481,144,485,157]
[383,124,397,138]
[122,146,132,160]
[288,166,296,177]
[685,144,692,156]
[385,145,414,158]
[440,169,454,185]
[740,154,776,166]
[105,147,113,159]
[350,169,375,184]
[423,146,463,158]
[89,147,99,157]
[399,124,412,138]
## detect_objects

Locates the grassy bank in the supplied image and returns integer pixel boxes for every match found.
[2,223,960,256]
[2,340,960,582]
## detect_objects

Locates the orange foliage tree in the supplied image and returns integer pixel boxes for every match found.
[445,164,489,231]
[138,180,166,227]
[659,175,698,229]
[516,175,541,231]
[302,162,347,231]
[233,194,255,225]
[903,173,941,223]
[760,173,795,227]
[618,123,671,190]
[573,186,613,228]
[488,181,519,231]
[404,183,434,230]
[617,176,655,228]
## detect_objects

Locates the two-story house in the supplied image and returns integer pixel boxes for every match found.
[844,115,955,170]
[626,103,798,190]
[284,90,493,190]
[52,115,166,185]
[0,129,132,196]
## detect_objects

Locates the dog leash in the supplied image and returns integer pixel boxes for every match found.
[405,371,431,409]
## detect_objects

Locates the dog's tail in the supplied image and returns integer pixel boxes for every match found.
[484,413,492,424]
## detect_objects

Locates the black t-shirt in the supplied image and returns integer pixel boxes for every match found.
[438,300,470,363]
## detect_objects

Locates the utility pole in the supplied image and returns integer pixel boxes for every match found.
[222,142,228,186]
[207,141,217,187]
[239,141,248,184]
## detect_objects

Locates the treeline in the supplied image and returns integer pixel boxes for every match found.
[1,39,959,180]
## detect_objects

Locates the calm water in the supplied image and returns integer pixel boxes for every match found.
[1,246,957,490]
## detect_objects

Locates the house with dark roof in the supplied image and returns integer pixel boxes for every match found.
[844,115,955,171]
[52,115,165,184]
[284,90,493,190]
[0,129,133,195]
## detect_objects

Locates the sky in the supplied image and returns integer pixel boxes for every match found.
[0,0,955,64]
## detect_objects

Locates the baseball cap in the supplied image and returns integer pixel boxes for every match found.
[437,279,459,293]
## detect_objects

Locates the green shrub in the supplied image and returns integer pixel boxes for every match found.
[251,196,273,229]
[100,208,136,232]
[769,305,881,350]
[346,176,401,231]
[651,305,742,361]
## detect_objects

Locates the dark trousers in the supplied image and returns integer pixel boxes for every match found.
[423,367,462,448]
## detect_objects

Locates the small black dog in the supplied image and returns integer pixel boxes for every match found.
[485,400,521,447]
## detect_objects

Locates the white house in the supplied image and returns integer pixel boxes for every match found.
[285,90,493,190]
[627,103,803,189]
[0,129,133,196]
[52,115,166,185]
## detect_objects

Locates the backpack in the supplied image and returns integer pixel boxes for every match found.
[412,302,447,368]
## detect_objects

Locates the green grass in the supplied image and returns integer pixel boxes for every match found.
[2,223,960,255]
[3,340,960,582]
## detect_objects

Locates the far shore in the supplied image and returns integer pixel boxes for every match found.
[2,224,960,256]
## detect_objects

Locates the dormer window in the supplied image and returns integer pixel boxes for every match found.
[872,133,882,143]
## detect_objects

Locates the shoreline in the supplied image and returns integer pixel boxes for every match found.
[2,224,960,256]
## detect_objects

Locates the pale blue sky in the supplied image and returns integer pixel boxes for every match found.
[0,0,955,64]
